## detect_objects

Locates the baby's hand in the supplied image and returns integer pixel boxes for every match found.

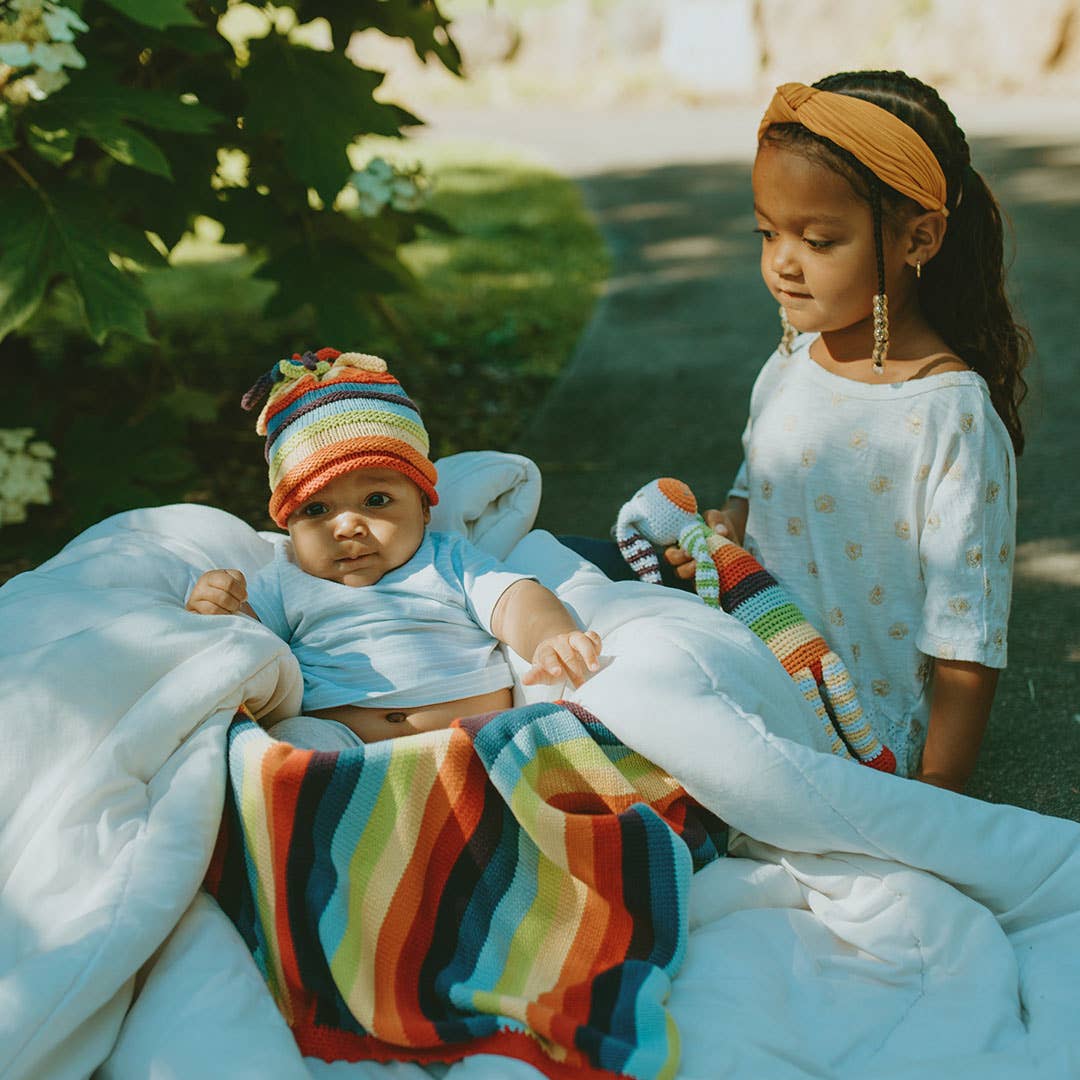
[522,630,602,688]
[186,569,249,616]
[664,508,743,580]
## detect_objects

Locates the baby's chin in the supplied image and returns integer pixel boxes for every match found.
[335,569,386,587]
[296,558,387,587]
[329,564,387,587]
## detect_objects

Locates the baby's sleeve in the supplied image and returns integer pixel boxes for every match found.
[450,535,538,635]
[244,557,291,642]
[915,406,1016,668]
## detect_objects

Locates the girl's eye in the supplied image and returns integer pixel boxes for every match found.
[364,492,391,508]
[804,238,835,250]
[302,502,328,517]
[753,227,775,240]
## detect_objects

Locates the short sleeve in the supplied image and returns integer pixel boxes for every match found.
[244,556,292,642]
[726,404,753,500]
[729,458,750,500]
[728,344,790,502]
[916,407,1016,668]
[447,534,537,634]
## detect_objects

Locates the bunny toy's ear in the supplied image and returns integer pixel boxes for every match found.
[614,516,663,583]
[614,482,664,582]
[616,527,663,583]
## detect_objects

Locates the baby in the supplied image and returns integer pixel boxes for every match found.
[187,348,601,743]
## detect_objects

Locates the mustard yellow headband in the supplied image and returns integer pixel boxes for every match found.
[758,82,949,216]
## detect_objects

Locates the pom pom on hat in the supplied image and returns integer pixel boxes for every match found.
[244,347,439,527]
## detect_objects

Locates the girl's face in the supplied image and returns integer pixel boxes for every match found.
[751,143,908,338]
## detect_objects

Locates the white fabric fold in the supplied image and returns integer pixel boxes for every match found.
[1,451,1077,1080]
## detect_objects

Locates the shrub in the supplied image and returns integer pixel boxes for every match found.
[0,0,460,558]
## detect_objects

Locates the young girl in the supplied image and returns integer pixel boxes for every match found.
[667,70,1029,792]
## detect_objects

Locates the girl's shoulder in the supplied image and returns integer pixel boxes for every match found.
[749,332,816,395]
[782,338,992,406]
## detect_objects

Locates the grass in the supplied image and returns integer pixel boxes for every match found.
[368,139,610,451]
[1,142,609,576]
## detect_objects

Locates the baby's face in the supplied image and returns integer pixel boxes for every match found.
[286,468,430,586]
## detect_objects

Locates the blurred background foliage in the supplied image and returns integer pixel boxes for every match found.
[0,0,609,575]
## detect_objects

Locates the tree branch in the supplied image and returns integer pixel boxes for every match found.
[1,150,43,195]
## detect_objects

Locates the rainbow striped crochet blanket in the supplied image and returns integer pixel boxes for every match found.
[206,700,727,1079]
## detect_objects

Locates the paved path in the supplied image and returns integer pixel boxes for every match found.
[422,99,1080,819]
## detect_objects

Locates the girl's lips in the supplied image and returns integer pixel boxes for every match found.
[780,288,812,300]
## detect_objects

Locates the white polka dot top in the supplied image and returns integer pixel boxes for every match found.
[729,334,1016,776]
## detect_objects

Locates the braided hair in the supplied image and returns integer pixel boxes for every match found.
[760,70,1031,454]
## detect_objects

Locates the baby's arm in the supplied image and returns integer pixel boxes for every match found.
[665,495,749,580]
[916,659,999,792]
[186,569,258,619]
[489,579,601,688]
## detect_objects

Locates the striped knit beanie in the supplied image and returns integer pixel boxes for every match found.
[241,347,438,528]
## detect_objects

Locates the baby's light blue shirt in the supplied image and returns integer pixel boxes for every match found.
[247,531,533,711]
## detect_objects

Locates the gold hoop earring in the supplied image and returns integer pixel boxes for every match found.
[916,260,922,280]
[778,305,796,356]
[872,293,889,376]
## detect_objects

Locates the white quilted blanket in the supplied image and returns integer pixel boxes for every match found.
[2,452,1078,1080]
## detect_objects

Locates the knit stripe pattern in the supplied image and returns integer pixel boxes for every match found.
[616,534,662,583]
[253,350,439,527]
[616,478,896,773]
[205,702,727,1079]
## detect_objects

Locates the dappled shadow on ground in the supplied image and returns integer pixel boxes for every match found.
[516,134,1080,820]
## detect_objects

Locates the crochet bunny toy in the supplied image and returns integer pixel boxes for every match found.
[615,478,896,772]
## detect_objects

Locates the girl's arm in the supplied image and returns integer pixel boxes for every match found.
[705,496,749,545]
[916,658,999,792]
[490,579,601,687]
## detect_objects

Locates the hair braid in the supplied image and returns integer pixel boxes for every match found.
[868,180,886,296]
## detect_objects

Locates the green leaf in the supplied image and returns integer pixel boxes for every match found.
[30,68,222,138]
[411,208,457,236]
[105,131,220,250]
[24,71,223,178]
[257,238,392,344]
[160,386,221,423]
[242,35,406,203]
[302,0,462,73]
[146,25,229,56]
[0,183,152,343]
[0,189,54,339]
[26,123,77,166]
[97,0,199,30]
[81,117,173,178]
[0,105,15,153]
[60,411,195,531]
[213,186,283,246]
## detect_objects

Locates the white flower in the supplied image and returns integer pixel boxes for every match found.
[1,3,87,102]
[348,157,429,217]
[0,427,54,528]
[0,429,32,452]
[29,40,84,73]
[22,67,68,99]
[365,157,394,183]
[0,42,34,68]
[41,4,87,42]
[390,176,424,212]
